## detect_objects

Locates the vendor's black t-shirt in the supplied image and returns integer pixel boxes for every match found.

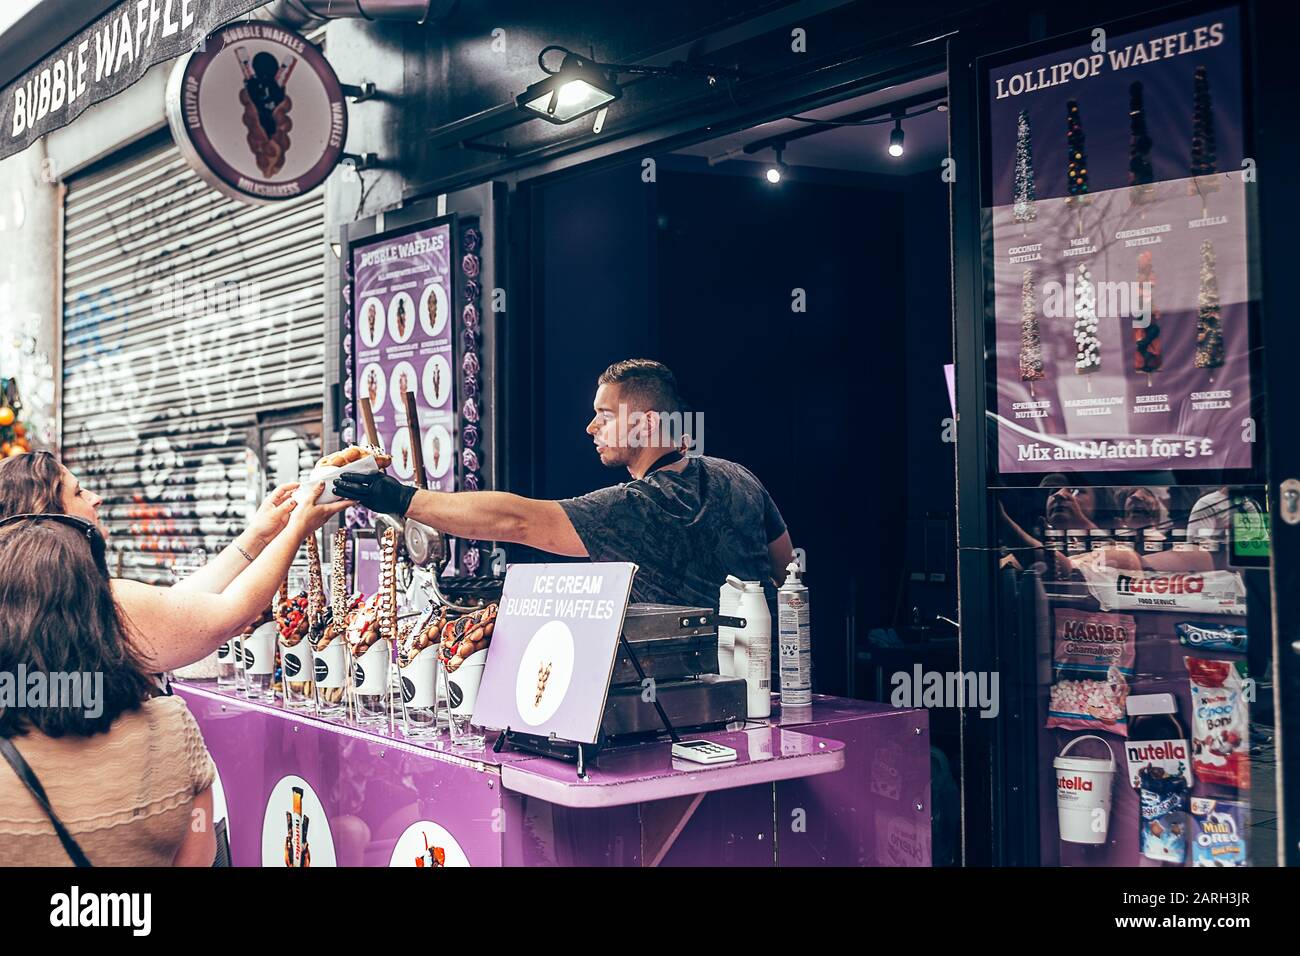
[557,456,786,608]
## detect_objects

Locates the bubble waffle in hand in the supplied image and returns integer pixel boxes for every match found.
[316,445,392,471]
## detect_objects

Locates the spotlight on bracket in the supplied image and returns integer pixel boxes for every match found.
[766,146,787,184]
[888,116,905,158]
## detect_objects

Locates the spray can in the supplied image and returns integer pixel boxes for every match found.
[778,560,812,707]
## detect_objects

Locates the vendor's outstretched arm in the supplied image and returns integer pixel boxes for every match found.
[333,471,589,557]
[406,489,588,558]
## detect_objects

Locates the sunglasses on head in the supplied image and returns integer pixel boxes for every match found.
[0,513,108,569]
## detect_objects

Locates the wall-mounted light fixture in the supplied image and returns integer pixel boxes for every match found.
[517,50,621,124]
[428,44,741,154]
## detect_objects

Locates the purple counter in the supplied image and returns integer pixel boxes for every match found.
[176,683,931,867]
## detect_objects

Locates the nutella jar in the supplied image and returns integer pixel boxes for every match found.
[1113,529,1138,553]
[1089,529,1112,552]
[1142,529,1167,554]
[1124,694,1192,788]
[1195,527,1221,553]
[1044,530,1065,554]
[1171,528,1194,553]
[1066,530,1089,555]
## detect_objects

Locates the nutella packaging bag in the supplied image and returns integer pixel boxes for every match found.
[1081,566,1247,616]
[1190,798,1248,867]
[1186,657,1250,789]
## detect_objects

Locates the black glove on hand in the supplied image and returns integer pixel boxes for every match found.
[332,471,417,517]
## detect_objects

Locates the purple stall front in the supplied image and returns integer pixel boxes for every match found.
[176,682,930,867]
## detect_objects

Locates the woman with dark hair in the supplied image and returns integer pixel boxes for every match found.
[0,451,347,673]
[0,517,201,864]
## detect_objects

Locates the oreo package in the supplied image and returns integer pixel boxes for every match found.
[1176,622,1247,654]
[1190,798,1248,867]
[1139,766,1188,863]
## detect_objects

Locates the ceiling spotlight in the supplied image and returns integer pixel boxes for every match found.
[766,146,786,184]
[888,118,905,158]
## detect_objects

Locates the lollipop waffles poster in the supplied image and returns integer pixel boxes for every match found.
[985,8,1254,476]
[351,219,458,492]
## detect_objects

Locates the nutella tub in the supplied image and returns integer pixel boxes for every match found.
[1054,735,1117,845]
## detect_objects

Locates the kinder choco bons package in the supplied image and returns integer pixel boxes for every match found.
[1047,609,1136,736]
[1185,657,1250,789]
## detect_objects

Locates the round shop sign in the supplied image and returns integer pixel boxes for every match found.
[261,774,337,867]
[165,22,347,205]
[388,820,472,868]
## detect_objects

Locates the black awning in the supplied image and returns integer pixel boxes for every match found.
[0,0,267,162]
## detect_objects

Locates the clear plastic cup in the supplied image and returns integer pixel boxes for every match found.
[400,646,441,738]
[216,639,238,687]
[242,621,278,701]
[280,639,314,710]
[443,650,487,750]
[312,638,348,718]
[352,638,392,726]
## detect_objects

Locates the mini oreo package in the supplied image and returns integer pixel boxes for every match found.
[1190,798,1248,867]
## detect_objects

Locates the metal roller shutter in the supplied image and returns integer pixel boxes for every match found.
[62,138,325,584]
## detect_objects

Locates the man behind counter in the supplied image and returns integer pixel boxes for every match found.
[334,359,794,608]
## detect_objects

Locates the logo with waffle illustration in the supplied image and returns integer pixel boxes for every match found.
[513,619,577,727]
[237,48,297,177]
[535,661,553,707]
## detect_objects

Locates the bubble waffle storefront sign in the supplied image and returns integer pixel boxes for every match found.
[165,21,346,204]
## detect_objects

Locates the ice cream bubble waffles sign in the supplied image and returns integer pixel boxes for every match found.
[164,22,346,204]
[472,563,637,745]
